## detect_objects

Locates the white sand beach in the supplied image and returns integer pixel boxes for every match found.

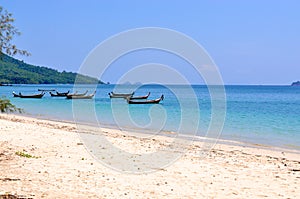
[0,114,299,198]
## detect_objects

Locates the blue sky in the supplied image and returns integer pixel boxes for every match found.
[1,0,300,85]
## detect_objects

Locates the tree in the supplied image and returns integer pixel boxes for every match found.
[0,6,26,113]
[0,6,30,57]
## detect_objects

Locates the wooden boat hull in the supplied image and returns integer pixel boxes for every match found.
[38,89,55,92]
[57,91,70,95]
[128,95,164,104]
[128,100,160,104]
[50,91,70,97]
[12,92,21,97]
[66,95,94,99]
[66,90,88,97]
[129,92,150,100]
[19,92,45,98]
[50,93,67,97]
[109,92,134,98]
[66,91,96,99]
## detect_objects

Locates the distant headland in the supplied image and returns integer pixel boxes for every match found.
[0,54,104,84]
[291,81,300,86]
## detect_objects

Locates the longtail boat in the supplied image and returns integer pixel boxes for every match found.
[12,92,21,97]
[66,90,88,97]
[109,92,134,98]
[66,91,96,99]
[38,89,56,92]
[19,92,45,98]
[129,92,150,100]
[50,91,70,97]
[127,95,164,104]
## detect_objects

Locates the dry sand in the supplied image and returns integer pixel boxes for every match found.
[0,114,299,198]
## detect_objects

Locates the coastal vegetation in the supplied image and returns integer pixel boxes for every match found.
[15,151,40,158]
[0,53,103,84]
[0,6,27,113]
[0,96,22,113]
[0,6,103,85]
[0,6,103,114]
[0,6,30,57]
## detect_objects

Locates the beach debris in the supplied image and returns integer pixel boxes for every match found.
[290,169,300,172]
[0,192,33,199]
[0,178,20,182]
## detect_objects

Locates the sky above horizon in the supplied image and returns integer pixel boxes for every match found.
[1,0,300,85]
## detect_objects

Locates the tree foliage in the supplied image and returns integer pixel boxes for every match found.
[0,54,103,84]
[0,6,30,57]
[0,96,22,113]
[0,7,25,113]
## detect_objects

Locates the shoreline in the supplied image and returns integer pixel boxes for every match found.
[1,113,300,198]
[6,84,300,152]
[10,112,300,154]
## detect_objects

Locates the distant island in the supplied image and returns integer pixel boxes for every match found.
[0,54,104,84]
[291,81,300,86]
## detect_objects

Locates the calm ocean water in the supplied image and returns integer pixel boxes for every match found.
[1,84,299,150]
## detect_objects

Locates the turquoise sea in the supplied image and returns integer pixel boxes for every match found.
[1,84,299,150]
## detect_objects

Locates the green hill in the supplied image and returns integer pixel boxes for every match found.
[0,54,104,84]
